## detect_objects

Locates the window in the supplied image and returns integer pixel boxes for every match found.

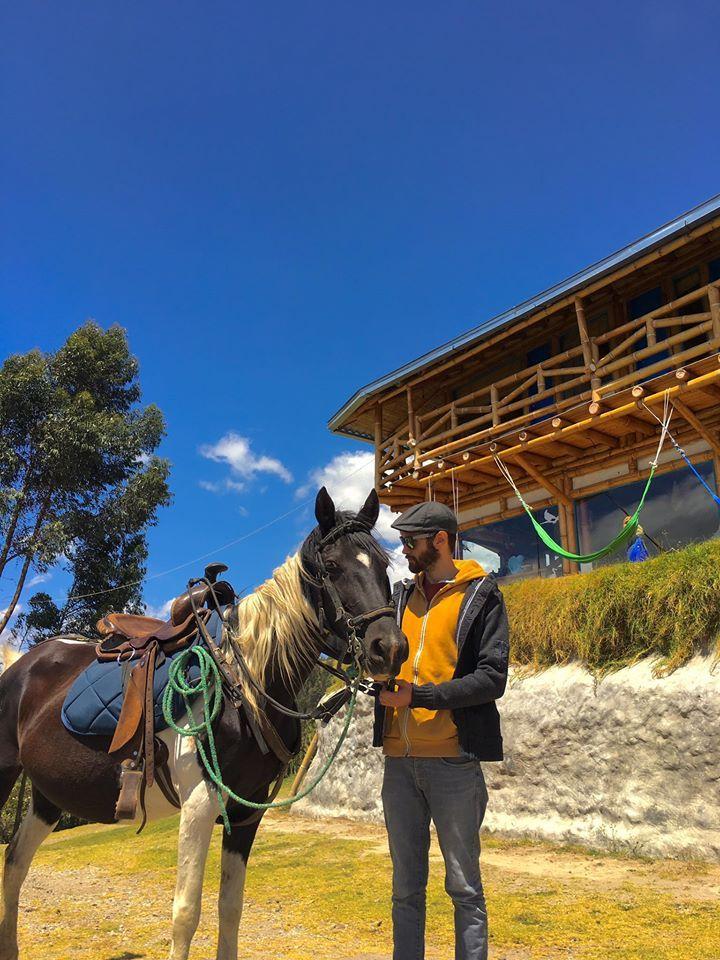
[461,506,564,582]
[575,460,720,572]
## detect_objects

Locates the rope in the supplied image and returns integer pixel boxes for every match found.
[162,643,360,833]
[491,394,673,564]
[641,399,720,507]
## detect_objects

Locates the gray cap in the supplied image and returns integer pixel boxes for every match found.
[390,502,458,536]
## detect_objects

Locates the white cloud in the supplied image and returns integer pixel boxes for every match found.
[27,572,51,589]
[143,599,173,621]
[199,433,292,488]
[299,450,411,584]
[199,478,250,495]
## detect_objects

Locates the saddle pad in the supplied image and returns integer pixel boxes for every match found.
[61,646,203,738]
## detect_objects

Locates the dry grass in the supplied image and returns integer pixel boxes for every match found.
[7,812,720,959]
[503,539,720,673]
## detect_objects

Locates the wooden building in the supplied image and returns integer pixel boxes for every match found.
[329,195,720,579]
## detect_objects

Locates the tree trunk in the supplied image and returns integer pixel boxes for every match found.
[0,481,29,579]
[0,498,49,633]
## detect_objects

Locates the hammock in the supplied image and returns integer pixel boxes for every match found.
[492,395,673,564]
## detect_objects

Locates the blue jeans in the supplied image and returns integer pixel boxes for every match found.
[381,756,489,960]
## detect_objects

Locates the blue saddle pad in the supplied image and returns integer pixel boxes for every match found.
[61,644,203,738]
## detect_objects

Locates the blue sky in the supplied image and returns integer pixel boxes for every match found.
[2,1,719,625]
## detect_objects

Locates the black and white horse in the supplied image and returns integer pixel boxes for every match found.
[0,488,407,960]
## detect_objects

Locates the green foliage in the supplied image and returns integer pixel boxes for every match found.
[503,538,720,672]
[1,321,172,639]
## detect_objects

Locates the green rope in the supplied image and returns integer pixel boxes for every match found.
[162,644,359,833]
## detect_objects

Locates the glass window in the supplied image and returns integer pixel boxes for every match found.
[461,506,564,583]
[575,460,720,572]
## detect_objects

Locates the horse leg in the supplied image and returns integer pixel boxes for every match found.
[216,815,263,960]
[0,788,60,960]
[169,779,220,960]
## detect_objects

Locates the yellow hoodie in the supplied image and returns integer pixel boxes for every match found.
[383,559,486,758]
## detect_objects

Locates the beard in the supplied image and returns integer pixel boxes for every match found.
[407,540,441,574]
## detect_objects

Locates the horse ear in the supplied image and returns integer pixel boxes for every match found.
[315,486,336,534]
[358,488,380,528]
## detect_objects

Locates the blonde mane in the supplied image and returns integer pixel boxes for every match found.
[226,552,320,719]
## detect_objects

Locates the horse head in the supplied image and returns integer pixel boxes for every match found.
[303,487,409,681]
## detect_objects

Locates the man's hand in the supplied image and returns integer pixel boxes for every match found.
[378,678,413,708]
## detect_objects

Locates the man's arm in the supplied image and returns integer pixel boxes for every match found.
[409,590,509,711]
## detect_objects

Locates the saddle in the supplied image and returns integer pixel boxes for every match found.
[97,563,235,826]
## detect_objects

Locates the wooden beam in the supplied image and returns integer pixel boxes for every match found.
[512,454,573,508]
[671,398,720,457]
[374,404,382,490]
[708,283,720,340]
[418,365,720,486]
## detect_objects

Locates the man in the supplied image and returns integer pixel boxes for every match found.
[375,501,509,960]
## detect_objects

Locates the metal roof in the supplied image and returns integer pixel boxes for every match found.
[329,192,720,439]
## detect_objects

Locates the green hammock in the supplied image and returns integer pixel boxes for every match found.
[495,457,658,564]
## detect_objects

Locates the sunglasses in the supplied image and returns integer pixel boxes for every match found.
[399,532,438,549]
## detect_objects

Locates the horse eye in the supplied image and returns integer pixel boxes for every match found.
[325,559,339,572]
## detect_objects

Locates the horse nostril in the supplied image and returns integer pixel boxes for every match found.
[369,637,386,662]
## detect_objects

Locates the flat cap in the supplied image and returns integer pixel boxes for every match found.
[390,501,458,536]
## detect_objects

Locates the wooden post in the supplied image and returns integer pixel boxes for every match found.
[563,478,579,574]
[708,284,720,340]
[575,298,601,391]
[490,384,500,427]
[374,404,382,491]
[407,387,415,444]
[289,733,319,798]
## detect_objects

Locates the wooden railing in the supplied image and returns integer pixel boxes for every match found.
[376,279,720,488]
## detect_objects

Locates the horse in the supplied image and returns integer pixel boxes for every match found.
[0,487,408,960]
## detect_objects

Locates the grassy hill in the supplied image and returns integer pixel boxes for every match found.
[503,539,720,672]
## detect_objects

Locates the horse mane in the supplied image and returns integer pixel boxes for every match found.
[227,513,390,721]
[227,552,320,720]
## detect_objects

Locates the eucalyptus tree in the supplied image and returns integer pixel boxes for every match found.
[0,321,171,639]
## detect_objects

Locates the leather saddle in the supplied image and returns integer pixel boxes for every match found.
[97,562,235,827]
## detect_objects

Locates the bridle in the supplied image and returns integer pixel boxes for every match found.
[303,517,395,663]
[188,518,395,725]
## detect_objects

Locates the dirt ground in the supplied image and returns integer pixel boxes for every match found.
[8,811,720,960]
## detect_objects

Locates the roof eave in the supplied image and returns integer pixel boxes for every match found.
[328,192,720,435]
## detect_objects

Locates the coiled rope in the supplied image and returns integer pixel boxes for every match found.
[162,643,360,833]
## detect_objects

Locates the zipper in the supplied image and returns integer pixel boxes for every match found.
[455,578,485,652]
[401,588,442,756]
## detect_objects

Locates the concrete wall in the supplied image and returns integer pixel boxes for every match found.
[294,657,720,860]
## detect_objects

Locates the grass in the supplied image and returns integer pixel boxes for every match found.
[502,539,720,673]
[8,812,720,960]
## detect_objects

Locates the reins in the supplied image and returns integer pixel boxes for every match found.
[162,520,394,830]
